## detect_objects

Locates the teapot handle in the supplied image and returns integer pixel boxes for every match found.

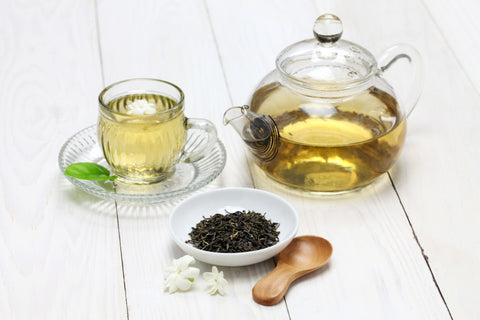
[378,44,423,117]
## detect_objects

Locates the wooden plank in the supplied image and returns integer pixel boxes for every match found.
[309,0,480,319]
[96,0,252,189]
[207,0,452,318]
[0,1,127,319]
[113,204,288,320]
[96,0,287,318]
[423,0,480,92]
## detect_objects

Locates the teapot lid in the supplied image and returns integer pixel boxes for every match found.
[276,14,377,95]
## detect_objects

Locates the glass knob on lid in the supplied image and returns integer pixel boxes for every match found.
[275,13,377,97]
[313,14,343,44]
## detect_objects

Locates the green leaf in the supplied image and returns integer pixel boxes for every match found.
[65,162,117,181]
[187,278,195,282]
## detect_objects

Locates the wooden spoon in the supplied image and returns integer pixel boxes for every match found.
[252,235,333,306]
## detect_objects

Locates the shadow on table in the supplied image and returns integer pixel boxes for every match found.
[58,174,222,219]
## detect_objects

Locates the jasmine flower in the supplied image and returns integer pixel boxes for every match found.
[164,255,200,293]
[203,266,228,295]
[126,99,157,115]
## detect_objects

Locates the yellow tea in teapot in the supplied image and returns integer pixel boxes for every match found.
[250,83,406,192]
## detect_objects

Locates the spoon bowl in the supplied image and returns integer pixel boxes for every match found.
[252,235,332,306]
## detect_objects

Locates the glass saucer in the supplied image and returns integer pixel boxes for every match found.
[58,125,226,204]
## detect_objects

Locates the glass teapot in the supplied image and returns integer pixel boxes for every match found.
[224,14,422,193]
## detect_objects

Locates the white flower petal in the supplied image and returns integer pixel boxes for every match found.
[207,286,217,295]
[163,255,200,294]
[175,255,196,270]
[203,266,219,279]
[164,274,181,293]
[164,273,176,282]
[143,108,156,115]
[217,286,226,296]
[181,267,200,279]
[203,273,215,281]
[166,283,178,294]
[126,109,145,115]
[164,266,176,274]
[175,278,194,291]
[218,277,228,287]
[126,99,157,115]
[203,266,228,295]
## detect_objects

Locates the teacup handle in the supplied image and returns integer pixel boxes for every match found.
[179,118,218,163]
[378,44,423,117]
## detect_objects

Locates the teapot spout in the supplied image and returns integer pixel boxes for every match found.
[223,105,280,162]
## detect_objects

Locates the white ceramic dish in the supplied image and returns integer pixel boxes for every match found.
[169,187,299,266]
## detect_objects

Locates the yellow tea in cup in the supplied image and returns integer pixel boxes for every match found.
[98,79,216,184]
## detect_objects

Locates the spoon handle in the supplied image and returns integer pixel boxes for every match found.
[252,264,297,306]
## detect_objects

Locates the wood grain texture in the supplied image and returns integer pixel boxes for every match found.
[423,0,480,92]
[2,0,477,318]
[96,0,286,319]
[310,0,480,319]
[0,1,127,319]
[96,0,252,189]
[207,0,452,319]
[114,203,289,320]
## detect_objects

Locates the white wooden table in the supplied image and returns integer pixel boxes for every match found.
[1,0,479,319]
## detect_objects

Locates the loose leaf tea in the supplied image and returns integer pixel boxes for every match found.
[186,210,280,253]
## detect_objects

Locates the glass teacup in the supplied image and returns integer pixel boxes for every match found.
[98,78,216,184]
